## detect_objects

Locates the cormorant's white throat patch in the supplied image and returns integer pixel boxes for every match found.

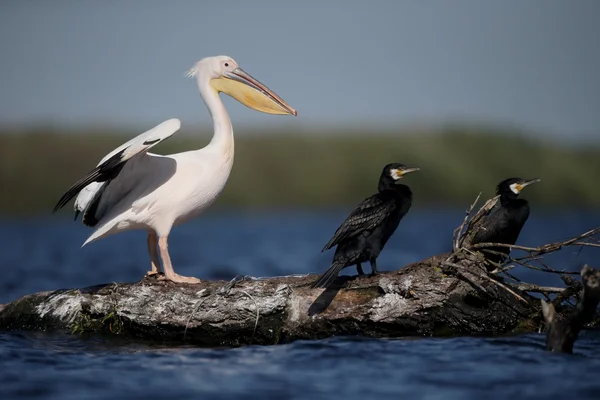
[390,169,402,180]
[509,183,522,194]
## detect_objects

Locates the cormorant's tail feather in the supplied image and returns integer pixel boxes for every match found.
[311,261,345,289]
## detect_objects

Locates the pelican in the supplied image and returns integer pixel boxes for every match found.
[53,55,297,284]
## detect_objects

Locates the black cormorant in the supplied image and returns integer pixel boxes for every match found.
[471,177,540,269]
[311,163,419,289]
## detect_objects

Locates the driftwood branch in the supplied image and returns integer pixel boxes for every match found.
[450,193,600,353]
[541,265,600,353]
[0,192,597,347]
[453,194,600,292]
[0,254,535,345]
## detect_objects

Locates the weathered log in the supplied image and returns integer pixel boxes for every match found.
[0,253,538,346]
[541,265,600,353]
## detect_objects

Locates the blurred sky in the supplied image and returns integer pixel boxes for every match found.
[0,0,599,141]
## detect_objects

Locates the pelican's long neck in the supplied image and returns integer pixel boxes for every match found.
[197,76,234,154]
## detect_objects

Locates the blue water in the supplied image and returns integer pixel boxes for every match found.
[1,209,600,399]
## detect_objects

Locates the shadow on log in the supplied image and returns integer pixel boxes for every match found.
[0,252,537,346]
[541,265,600,354]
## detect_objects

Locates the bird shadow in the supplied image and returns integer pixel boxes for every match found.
[78,283,114,294]
[307,276,354,316]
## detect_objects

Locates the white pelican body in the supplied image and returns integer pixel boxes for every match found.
[54,56,297,283]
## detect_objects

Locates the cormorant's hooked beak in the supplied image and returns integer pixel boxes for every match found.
[400,167,420,176]
[391,166,420,180]
[516,178,541,192]
[210,68,297,116]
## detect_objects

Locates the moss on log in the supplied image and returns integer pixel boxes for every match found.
[0,253,539,346]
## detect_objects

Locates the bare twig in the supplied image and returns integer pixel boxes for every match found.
[460,195,500,248]
[491,264,516,275]
[512,283,564,294]
[453,192,481,251]
[241,290,260,344]
[471,233,600,254]
[496,265,521,283]
[502,257,579,275]
[572,242,600,249]
[184,289,208,340]
[442,261,527,303]
[466,226,600,277]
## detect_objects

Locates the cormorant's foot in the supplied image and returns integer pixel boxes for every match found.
[370,271,379,277]
[159,273,202,284]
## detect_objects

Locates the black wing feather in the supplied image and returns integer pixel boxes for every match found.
[322,194,396,251]
[80,181,108,226]
[472,208,511,245]
[52,148,127,213]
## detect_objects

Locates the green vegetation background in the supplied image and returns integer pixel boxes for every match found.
[1,125,598,215]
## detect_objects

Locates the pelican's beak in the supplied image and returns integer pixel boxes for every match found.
[210,68,297,116]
